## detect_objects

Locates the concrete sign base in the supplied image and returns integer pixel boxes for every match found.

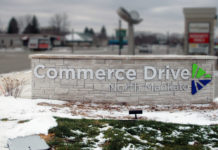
[30,54,217,105]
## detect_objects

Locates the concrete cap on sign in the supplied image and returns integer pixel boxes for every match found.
[29,54,217,60]
[183,7,217,19]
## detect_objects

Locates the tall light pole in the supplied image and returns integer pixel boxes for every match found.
[119,19,122,55]
[117,7,142,55]
[167,31,169,54]
[128,22,135,55]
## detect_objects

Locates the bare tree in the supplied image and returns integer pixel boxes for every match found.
[49,13,70,35]
[17,15,32,33]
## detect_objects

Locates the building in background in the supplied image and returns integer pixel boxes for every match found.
[0,34,23,48]
[183,7,217,55]
[0,34,63,50]
[64,32,93,47]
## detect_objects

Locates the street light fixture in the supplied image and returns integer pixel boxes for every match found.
[117,7,143,55]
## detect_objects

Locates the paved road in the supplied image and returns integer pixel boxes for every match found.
[0,46,184,74]
[0,47,72,74]
[0,52,32,74]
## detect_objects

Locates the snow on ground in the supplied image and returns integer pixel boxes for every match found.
[0,97,68,150]
[0,70,218,149]
[0,96,218,149]
[93,124,112,149]
[214,97,218,103]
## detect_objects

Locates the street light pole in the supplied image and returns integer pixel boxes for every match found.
[119,19,122,55]
[117,7,142,55]
[128,23,135,55]
[167,31,169,54]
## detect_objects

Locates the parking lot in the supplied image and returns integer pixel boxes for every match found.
[0,45,184,73]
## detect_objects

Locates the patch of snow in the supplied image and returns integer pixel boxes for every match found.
[67,136,75,140]
[100,124,113,132]
[156,136,163,141]
[138,125,144,129]
[0,96,68,150]
[82,137,92,145]
[92,124,112,150]
[121,143,136,150]
[0,116,56,150]
[145,127,162,141]
[171,131,181,137]
[146,127,161,134]
[132,135,147,143]
[71,130,86,135]
[146,127,155,131]
[5,116,56,138]
[209,129,216,134]
[178,126,191,130]
[214,97,218,104]
[94,133,106,148]
[188,141,195,145]
[156,143,164,147]
[143,110,218,125]
[205,144,218,150]
[121,127,127,131]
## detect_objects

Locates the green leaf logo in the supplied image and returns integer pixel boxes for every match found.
[191,64,212,95]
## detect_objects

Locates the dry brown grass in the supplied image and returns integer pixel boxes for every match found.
[0,77,25,98]
[39,133,55,142]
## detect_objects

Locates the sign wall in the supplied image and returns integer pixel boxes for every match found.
[30,55,216,105]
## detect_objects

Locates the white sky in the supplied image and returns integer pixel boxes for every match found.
[0,0,217,36]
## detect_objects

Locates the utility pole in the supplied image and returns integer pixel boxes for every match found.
[167,31,170,54]
[119,19,122,55]
[117,7,142,55]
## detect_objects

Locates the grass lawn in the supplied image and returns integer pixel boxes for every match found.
[47,117,218,150]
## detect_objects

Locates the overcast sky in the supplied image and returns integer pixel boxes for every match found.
[0,0,217,36]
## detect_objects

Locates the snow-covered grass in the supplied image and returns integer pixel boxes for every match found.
[47,118,218,150]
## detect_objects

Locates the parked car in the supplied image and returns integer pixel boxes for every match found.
[138,44,152,53]
[28,37,51,50]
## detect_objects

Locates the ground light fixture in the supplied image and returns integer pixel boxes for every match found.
[117,7,143,55]
[129,110,143,119]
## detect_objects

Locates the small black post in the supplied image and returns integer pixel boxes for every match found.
[129,110,142,120]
